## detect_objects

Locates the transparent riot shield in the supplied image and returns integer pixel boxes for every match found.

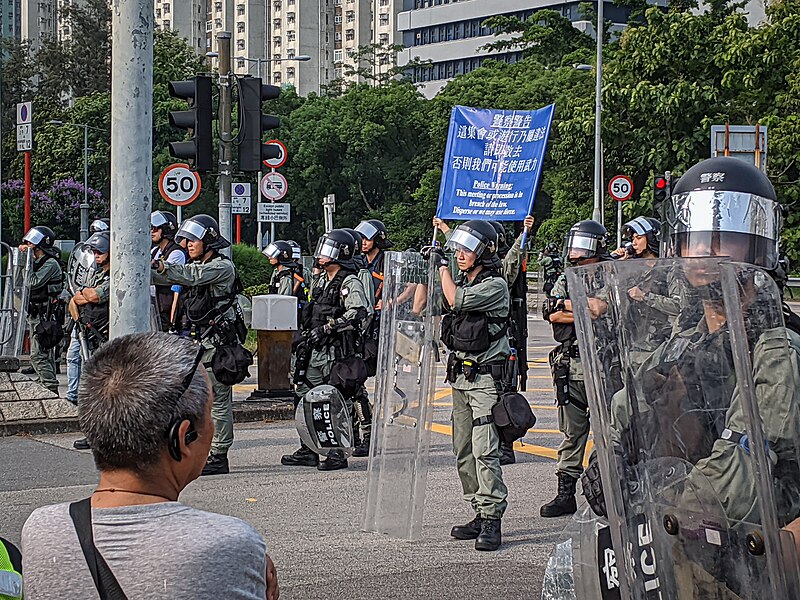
[362,251,440,540]
[0,247,32,357]
[66,243,98,360]
[296,384,354,456]
[567,258,800,599]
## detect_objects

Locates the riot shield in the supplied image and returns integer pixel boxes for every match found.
[567,257,800,599]
[362,251,439,540]
[296,384,354,456]
[0,247,32,357]
[66,243,98,360]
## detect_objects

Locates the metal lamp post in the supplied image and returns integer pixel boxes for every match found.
[241,54,311,250]
[49,120,106,242]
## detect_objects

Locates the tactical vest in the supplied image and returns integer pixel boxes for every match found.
[270,265,308,303]
[367,251,385,301]
[306,268,353,329]
[79,271,110,351]
[441,269,508,353]
[182,257,241,327]
[29,256,63,304]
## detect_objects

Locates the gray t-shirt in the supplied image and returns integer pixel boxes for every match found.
[22,501,267,600]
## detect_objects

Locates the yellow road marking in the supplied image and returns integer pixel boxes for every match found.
[429,423,560,460]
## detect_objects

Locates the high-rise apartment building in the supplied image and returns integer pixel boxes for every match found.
[20,0,56,49]
[397,0,634,97]
[154,0,207,54]
[1,0,21,40]
[206,0,267,73]
[372,0,401,79]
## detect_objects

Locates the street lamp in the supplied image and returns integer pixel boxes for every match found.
[573,54,604,225]
[240,54,309,249]
[49,120,106,242]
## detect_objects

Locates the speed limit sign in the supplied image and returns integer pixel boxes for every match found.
[608,175,634,202]
[159,164,202,206]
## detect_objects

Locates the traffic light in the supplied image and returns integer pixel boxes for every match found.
[653,174,670,204]
[168,75,214,171]
[238,76,281,172]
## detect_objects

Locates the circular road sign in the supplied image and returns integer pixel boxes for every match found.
[263,139,287,169]
[608,175,634,202]
[159,164,202,206]
[260,172,288,201]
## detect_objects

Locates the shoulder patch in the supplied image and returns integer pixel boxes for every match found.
[341,286,349,296]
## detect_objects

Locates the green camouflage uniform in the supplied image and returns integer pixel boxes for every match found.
[449,271,510,520]
[153,256,239,456]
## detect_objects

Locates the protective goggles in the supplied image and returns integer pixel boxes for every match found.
[445,227,486,255]
[176,220,207,243]
[355,221,379,241]
[563,232,601,260]
[151,211,169,228]
[23,229,45,246]
[262,243,281,259]
[315,237,345,260]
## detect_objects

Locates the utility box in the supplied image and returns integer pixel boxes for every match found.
[249,295,297,402]
[711,124,768,173]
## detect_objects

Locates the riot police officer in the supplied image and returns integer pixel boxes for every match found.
[540,219,610,518]
[283,229,370,471]
[19,226,64,394]
[611,215,660,260]
[69,230,111,450]
[150,210,187,331]
[538,243,562,297]
[89,218,110,234]
[152,215,244,476]
[431,220,510,552]
[263,240,309,302]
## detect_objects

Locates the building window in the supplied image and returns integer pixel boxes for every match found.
[287,67,295,78]
[287,49,295,58]
[274,53,282,60]
[273,72,282,83]
[155,8,161,18]
[214,1,221,12]
[236,39,245,50]
[379,54,390,65]
[287,12,295,24]
[334,49,342,62]
[335,31,342,41]
[334,15,341,23]
[162,19,170,28]
[236,59,244,69]
[345,28,354,40]
[334,67,343,78]
[236,21,245,33]
[163,3,170,13]
[379,0,388,5]
[346,10,354,22]
[274,36,281,46]
[273,18,281,28]
[237,5,245,15]
[273,1,281,11]
[379,13,388,25]
[287,30,295,41]
[379,33,388,44]
[288,0,295,4]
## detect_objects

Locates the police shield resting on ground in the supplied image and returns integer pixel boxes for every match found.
[18,226,65,394]
[540,219,611,519]
[21,332,278,600]
[282,229,370,471]
[152,215,252,477]
[573,157,800,598]
[426,220,513,552]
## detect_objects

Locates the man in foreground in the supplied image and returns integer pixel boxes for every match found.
[21,332,278,600]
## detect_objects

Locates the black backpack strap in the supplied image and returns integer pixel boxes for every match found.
[69,499,129,600]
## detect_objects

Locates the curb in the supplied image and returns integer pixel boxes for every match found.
[1,400,295,437]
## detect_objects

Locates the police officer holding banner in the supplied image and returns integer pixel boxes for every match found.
[540,220,611,518]
[18,226,64,394]
[152,215,251,477]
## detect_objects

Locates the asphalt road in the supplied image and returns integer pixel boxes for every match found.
[1,316,580,600]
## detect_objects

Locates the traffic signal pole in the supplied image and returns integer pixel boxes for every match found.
[217,32,233,256]
[109,0,154,336]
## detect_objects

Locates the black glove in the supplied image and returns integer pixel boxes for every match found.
[582,451,607,518]
[421,245,449,268]
[308,324,331,347]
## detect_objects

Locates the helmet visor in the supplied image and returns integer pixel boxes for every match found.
[665,191,781,269]
[315,237,342,261]
[23,229,45,246]
[262,243,281,259]
[564,231,600,260]
[176,220,207,243]
[90,219,110,232]
[622,216,653,239]
[445,228,486,256]
[151,212,168,228]
[86,233,110,255]
[287,241,301,260]
[355,221,379,241]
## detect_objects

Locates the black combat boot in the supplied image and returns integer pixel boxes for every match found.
[475,518,502,551]
[21,366,34,375]
[201,453,230,476]
[281,445,320,467]
[499,441,516,465]
[540,472,578,517]
[317,449,348,471]
[450,516,482,540]
[73,437,91,450]
[352,432,370,457]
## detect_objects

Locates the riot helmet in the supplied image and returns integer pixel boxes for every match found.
[262,241,294,266]
[545,242,559,255]
[286,240,302,261]
[488,221,509,257]
[151,210,179,241]
[175,214,230,251]
[85,230,111,255]
[664,157,781,270]
[564,220,608,264]
[314,229,357,270]
[622,216,661,257]
[90,218,110,233]
[445,220,501,271]
[355,219,393,249]
[341,228,364,256]
[23,226,59,257]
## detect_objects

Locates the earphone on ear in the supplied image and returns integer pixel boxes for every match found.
[168,419,198,462]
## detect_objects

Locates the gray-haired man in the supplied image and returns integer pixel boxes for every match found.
[21,332,279,600]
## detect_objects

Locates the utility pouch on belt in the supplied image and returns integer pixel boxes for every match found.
[462,359,477,383]
[446,352,459,384]
[549,346,570,406]
[491,392,537,444]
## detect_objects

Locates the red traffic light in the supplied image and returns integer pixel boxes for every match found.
[655,177,667,190]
